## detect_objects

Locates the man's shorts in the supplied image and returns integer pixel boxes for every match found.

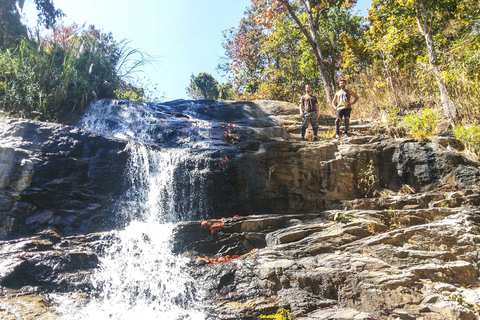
[302,111,318,129]
[336,108,352,119]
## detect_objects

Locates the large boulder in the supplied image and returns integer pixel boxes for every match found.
[0,117,128,239]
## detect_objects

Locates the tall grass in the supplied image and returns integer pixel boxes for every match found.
[0,25,155,123]
[453,124,480,159]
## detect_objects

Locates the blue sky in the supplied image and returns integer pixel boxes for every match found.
[24,0,371,101]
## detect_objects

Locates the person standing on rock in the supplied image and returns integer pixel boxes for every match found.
[332,78,359,138]
[299,84,319,141]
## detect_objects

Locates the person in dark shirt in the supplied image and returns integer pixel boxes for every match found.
[299,84,319,141]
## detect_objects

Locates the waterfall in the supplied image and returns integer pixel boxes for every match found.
[56,99,212,319]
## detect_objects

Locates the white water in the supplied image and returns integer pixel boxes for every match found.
[56,100,212,319]
[80,99,213,149]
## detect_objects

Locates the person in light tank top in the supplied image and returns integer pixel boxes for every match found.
[332,78,359,138]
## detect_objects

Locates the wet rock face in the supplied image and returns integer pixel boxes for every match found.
[0,230,112,320]
[0,117,128,239]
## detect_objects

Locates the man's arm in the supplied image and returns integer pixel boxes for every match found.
[332,93,338,110]
[299,98,304,116]
[349,90,359,106]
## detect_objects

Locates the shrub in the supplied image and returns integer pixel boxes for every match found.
[453,124,480,158]
[402,108,440,140]
[357,159,378,198]
[0,24,153,123]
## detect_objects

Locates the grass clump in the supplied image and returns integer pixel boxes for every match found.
[402,108,440,140]
[357,159,379,198]
[260,307,292,320]
[453,124,480,158]
[0,23,156,123]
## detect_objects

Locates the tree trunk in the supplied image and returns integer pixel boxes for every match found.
[282,0,335,105]
[15,0,26,17]
[416,0,457,122]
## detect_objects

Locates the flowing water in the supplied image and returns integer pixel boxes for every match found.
[57,100,215,319]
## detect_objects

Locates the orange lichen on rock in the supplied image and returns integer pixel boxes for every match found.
[201,221,212,229]
[196,249,258,266]
[210,222,226,234]
[200,216,245,234]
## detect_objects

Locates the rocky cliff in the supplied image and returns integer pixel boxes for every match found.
[0,117,129,239]
[0,99,479,319]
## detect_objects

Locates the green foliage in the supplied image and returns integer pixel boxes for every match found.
[333,211,351,223]
[32,0,65,29]
[343,0,480,122]
[217,82,234,100]
[216,0,480,123]
[0,0,64,49]
[357,159,379,198]
[0,23,153,122]
[221,3,363,103]
[402,108,440,140]
[449,293,480,314]
[0,0,28,48]
[387,106,401,126]
[186,72,233,100]
[114,89,145,102]
[186,72,219,100]
[453,124,480,158]
[260,307,292,320]
[126,76,165,103]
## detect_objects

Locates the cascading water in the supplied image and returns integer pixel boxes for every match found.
[56,99,217,319]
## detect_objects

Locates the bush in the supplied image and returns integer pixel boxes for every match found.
[402,108,440,140]
[113,89,145,102]
[0,24,152,123]
[453,124,480,158]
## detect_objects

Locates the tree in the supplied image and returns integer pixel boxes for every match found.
[0,0,63,48]
[217,83,234,100]
[186,72,220,100]
[408,0,458,122]
[252,0,357,105]
[220,3,362,103]
[218,7,269,97]
[29,0,64,29]
[366,0,467,122]
[1,0,29,47]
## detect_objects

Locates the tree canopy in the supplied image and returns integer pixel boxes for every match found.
[0,0,64,48]
[220,0,480,123]
[186,72,233,100]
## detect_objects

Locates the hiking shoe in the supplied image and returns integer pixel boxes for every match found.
[301,137,306,141]
[313,137,318,141]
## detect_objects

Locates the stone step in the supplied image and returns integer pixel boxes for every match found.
[285,123,375,135]
[339,189,480,212]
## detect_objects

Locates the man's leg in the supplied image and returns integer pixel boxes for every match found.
[301,114,308,140]
[312,115,318,141]
[335,109,344,138]
[344,109,352,136]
